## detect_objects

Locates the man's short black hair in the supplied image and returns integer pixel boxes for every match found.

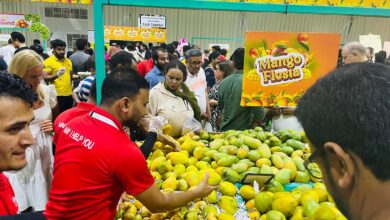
[182,45,191,54]
[172,41,179,49]
[212,45,221,53]
[230,48,244,70]
[152,48,167,62]
[221,48,228,56]
[33,39,41,45]
[109,51,134,69]
[10,32,25,43]
[100,68,148,105]
[0,72,37,107]
[167,44,175,54]
[75,39,88,50]
[295,63,390,180]
[30,44,43,54]
[51,39,66,49]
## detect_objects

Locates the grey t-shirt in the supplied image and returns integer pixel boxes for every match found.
[69,51,90,74]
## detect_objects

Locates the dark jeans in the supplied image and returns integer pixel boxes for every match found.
[57,95,73,113]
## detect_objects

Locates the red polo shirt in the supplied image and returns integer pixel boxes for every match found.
[137,59,154,77]
[45,107,154,220]
[53,102,95,144]
[0,173,18,216]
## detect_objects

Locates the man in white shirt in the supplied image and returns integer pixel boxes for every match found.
[184,49,211,129]
[0,39,16,65]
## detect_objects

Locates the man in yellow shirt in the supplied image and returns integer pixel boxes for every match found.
[43,39,73,113]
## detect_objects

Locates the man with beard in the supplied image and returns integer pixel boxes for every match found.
[43,39,73,113]
[295,63,390,220]
[45,69,216,220]
[145,47,169,88]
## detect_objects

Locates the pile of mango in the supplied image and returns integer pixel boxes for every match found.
[116,128,346,220]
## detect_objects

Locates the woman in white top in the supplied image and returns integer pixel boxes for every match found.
[148,60,202,137]
[5,49,57,212]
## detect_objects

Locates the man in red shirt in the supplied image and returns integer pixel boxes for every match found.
[53,81,96,145]
[137,58,154,77]
[0,73,35,216]
[45,69,217,220]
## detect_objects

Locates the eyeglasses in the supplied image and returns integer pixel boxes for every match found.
[304,150,323,179]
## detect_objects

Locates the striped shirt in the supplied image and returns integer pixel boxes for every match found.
[76,76,95,102]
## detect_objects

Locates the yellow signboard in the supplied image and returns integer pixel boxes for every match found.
[246,0,389,8]
[201,0,390,8]
[104,26,167,43]
[242,32,340,107]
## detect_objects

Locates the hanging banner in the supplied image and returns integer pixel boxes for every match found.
[104,26,166,43]
[31,0,92,4]
[139,14,166,29]
[0,13,31,29]
[242,32,340,107]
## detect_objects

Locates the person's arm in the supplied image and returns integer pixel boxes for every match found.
[218,82,225,110]
[252,106,266,128]
[135,173,217,213]
[140,132,157,158]
[205,88,211,121]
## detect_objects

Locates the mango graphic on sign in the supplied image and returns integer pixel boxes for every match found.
[128,29,138,38]
[141,30,151,39]
[155,31,165,39]
[113,28,124,37]
[242,32,340,107]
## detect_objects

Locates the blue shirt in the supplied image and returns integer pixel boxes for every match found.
[77,76,95,102]
[145,66,165,89]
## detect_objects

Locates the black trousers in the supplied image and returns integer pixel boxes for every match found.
[57,95,73,113]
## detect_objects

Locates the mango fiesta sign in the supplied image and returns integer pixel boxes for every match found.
[242,32,340,107]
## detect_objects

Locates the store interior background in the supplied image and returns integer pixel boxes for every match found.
[0,0,389,51]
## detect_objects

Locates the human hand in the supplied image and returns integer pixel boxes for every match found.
[56,67,66,77]
[148,116,167,133]
[209,99,218,107]
[40,120,53,133]
[157,133,181,151]
[193,173,218,198]
[138,116,150,134]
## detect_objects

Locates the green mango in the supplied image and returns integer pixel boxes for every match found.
[209,139,225,150]
[271,154,285,169]
[264,180,284,193]
[259,144,272,159]
[295,171,311,183]
[292,156,306,172]
[244,136,262,149]
[248,150,261,162]
[247,167,261,174]
[275,168,292,185]
[281,146,294,156]
[223,168,242,183]
[286,139,305,150]
[266,210,286,220]
[217,156,237,167]
[231,162,249,174]
[260,164,273,174]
